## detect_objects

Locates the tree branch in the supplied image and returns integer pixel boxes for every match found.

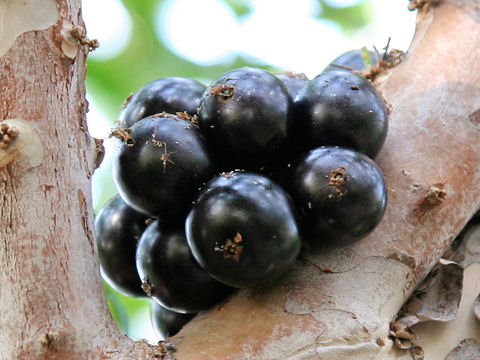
[1,0,479,359]
[170,1,480,358]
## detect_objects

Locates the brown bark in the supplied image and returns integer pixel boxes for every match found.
[0,0,479,359]
[0,1,146,359]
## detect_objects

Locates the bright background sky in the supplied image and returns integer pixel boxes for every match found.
[81,0,417,343]
[83,0,416,137]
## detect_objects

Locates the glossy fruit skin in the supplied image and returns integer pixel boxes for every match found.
[275,72,309,100]
[120,77,206,128]
[95,194,148,297]
[289,147,387,246]
[150,300,195,340]
[136,220,234,313]
[323,49,379,73]
[186,172,301,289]
[198,67,293,170]
[112,114,215,222]
[293,70,388,159]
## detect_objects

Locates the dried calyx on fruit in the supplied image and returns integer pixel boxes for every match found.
[197,67,293,170]
[119,77,206,128]
[185,171,301,289]
[96,56,393,329]
[111,113,215,224]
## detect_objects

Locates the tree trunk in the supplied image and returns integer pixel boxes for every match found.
[0,1,144,359]
[0,0,479,359]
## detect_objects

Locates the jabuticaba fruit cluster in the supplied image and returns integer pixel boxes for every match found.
[94,48,389,339]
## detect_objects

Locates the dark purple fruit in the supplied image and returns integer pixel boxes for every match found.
[151,300,195,339]
[293,70,388,158]
[95,194,149,297]
[120,77,206,128]
[275,71,309,100]
[185,171,301,288]
[198,67,293,170]
[136,220,234,313]
[289,147,387,246]
[323,48,379,73]
[112,114,215,222]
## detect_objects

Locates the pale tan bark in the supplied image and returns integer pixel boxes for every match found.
[0,0,479,360]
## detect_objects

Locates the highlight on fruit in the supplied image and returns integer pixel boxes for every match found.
[95,52,391,337]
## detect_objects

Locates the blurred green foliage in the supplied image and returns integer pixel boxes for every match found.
[223,0,252,17]
[104,282,155,340]
[86,0,373,122]
[316,0,372,33]
[87,0,373,341]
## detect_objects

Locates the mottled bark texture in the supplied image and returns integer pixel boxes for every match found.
[0,1,148,359]
[0,0,479,359]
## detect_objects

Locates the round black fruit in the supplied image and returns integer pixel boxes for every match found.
[186,171,301,288]
[151,300,195,340]
[293,70,388,158]
[95,194,149,297]
[112,114,215,222]
[120,77,206,128]
[136,220,234,313]
[275,71,309,100]
[198,67,293,170]
[322,48,379,73]
[289,147,387,246]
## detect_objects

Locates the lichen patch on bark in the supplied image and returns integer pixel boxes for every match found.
[284,257,413,343]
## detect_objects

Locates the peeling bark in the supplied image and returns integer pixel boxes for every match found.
[397,261,464,328]
[407,263,480,359]
[445,339,480,360]
[394,217,480,359]
[0,0,480,359]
